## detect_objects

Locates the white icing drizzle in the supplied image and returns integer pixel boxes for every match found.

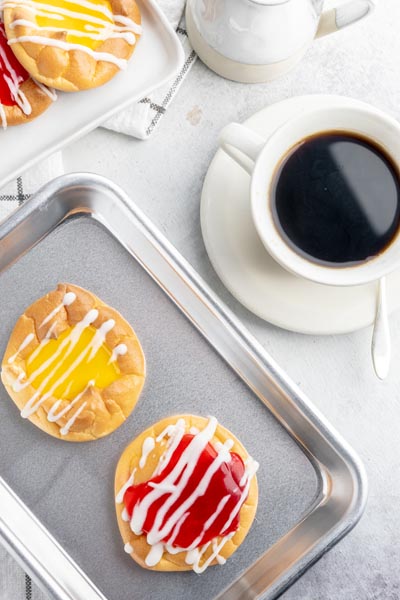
[152,418,186,477]
[12,304,118,425]
[59,400,87,435]
[145,542,164,567]
[149,437,233,547]
[189,426,199,434]
[109,343,127,364]
[215,439,234,454]
[2,0,142,70]
[39,292,76,328]
[121,507,130,522]
[7,292,124,434]
[124,542,133,554]
[221,457,259,535]
[185,533,234,574]
[240,457,259,487]
[87,318,114,360]
[135,420,230,546]
[0,35,31,116]
[12,299,121,432]
[118,417,258,572]
[62,380,73,398]
[0,103,7,130]
[165,512,189,549]
[13,372,25,389]
[14,307,98,394]
[188,494,231,550]
[7,333,35,364]
[3,0,142,33]
[19,314,101,417]
[26,321,57,364]
[116,468,137,504]
[148,482,176,493]
[139,437,155,469]
[8,36,128,69]
[11,20,136,44]
[156,420,186,444]
[47,380,94,422]
[33,79,57,101]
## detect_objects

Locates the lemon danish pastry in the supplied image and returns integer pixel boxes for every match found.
[3,0,142,91]
[1,283,146,441]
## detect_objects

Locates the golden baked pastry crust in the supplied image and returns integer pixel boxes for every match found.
[3,0,142,91]
[2,78,53,126]
[115,414,258,571]
[1,283,146,441]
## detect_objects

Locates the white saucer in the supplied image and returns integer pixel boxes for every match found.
[201,94,400,335]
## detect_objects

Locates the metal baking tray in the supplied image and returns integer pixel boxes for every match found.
[0,174,367,600]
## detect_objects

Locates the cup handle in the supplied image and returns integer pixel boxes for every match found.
[316,0,375,38]
[219,123,266,176]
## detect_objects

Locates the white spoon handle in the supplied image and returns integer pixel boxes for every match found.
[372,277,391,380]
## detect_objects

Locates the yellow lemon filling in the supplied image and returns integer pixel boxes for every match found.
[26,325,120,400]
[34,0,114,50]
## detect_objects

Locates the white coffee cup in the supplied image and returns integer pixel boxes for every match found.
[219,104,400,286]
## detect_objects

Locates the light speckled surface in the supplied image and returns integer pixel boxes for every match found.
[56,0,400,597]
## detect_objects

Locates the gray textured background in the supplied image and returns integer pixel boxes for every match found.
[62,1,400,598]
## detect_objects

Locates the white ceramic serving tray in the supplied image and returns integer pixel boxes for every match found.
[0,0,184,189]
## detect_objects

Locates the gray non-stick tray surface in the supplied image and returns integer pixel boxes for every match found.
[0,174,367,600]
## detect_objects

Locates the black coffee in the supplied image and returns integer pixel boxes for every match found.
[271,132,400,266]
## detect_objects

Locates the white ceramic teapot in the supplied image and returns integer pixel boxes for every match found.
[186,0,375,82]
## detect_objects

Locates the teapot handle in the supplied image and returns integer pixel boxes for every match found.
[316,0,375,38]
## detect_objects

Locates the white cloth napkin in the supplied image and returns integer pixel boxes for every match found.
[0,552,35,600]
[0,153,64,221]
[103,24,195,138]
[103,0,196,139]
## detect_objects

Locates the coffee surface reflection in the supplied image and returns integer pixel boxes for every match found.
[271,132,400,266]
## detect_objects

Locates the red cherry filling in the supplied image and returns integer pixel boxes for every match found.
[0,23,30,107]
[124,434,248,549]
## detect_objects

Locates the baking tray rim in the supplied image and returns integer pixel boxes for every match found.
[0,173,368,600]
